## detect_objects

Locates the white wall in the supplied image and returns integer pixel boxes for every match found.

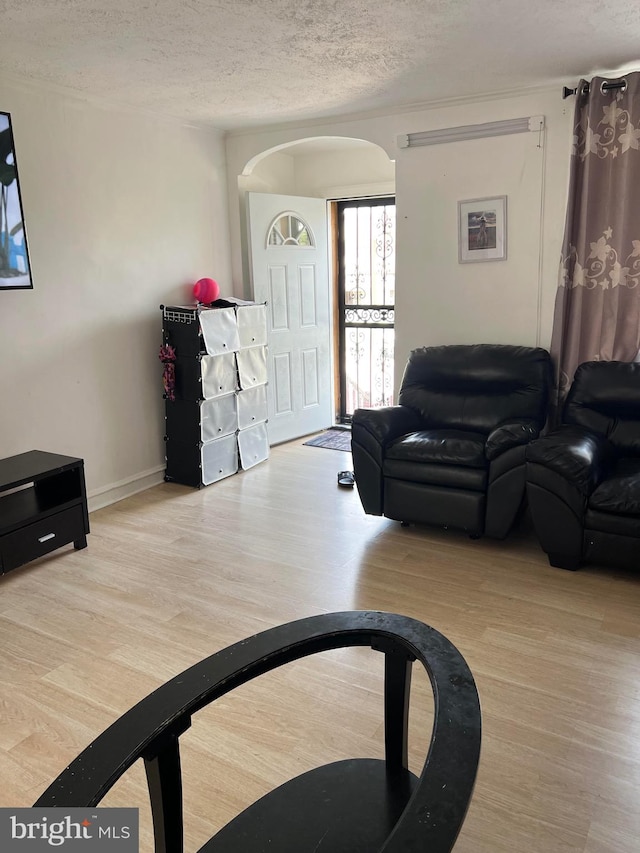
[292,146,394,198]
[395,129,543,373]
[241,151,297,194]
[241,142,394,199]
[0,80,231,508]
[226,89,574,389]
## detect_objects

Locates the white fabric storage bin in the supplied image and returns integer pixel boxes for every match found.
[201,394,237,442]
[200,307,240,356]
[201,352,238,400]
[237,385,268,430]
[201,434,238,485]
[236,303,268,348]
[236,345,268,389]
[237,422,269,469]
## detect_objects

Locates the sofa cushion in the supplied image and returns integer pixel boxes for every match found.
[386,430,487,468]
[526,425,612,495]
[565,361,640,455]
[588,457,640,515]
[585,508,640,538]
[398,344,551,434]
[383,460,488,491]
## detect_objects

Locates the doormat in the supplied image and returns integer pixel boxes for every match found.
[303,429,352,452]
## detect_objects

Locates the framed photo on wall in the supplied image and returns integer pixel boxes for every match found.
[458,196,507,263]
[1,111,33,289]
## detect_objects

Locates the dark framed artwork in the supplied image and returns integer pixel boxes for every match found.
[458,196,507,263]
[1,111,33,289]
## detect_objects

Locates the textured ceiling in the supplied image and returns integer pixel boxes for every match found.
[1,0,639,130]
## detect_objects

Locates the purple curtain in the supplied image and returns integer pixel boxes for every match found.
[550,72,640,415]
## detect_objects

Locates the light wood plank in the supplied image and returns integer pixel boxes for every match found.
[1,439,639,852]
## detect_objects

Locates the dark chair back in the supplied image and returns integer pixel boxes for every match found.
[34,611,481,853]
[564,361,640,454]
[398,344,551,434]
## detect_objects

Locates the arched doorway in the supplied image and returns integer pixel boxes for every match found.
[240,137,395,441]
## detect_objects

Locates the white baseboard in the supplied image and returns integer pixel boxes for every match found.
[87,465,166,513]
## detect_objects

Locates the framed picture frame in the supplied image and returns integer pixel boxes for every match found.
[1,111,33,289]
[458,196,507,263]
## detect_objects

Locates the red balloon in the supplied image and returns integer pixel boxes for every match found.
[193,277,220,303]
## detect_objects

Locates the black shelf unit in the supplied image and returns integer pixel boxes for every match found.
[161,303,269,488]
[0,450,89,575]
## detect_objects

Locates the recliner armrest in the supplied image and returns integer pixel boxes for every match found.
[485,419,541,461]
[525,425,612,495]
[352,406,424,446]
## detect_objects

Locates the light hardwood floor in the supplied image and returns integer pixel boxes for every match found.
[1,439,639,852]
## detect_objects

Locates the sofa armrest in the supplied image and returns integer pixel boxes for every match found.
[485,419,541,461]
[352,406,424,447]
[351,406,424,516]
[525,425,612,495]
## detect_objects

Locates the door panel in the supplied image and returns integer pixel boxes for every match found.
[248,192,332,445]
[273,353,293,414]
[269,267,289,329]
[299,266,317,327]
[302,349,320,406]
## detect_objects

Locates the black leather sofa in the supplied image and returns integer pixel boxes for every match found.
[526,360,640,571]
[351,344,552,538]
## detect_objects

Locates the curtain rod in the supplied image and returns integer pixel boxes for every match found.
[562,80,627,99]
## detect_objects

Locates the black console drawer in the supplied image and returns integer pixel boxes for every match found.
[0,504,85,573]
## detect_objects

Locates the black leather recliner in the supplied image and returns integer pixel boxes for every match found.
[526,360,640,571]
[351,344,552,538]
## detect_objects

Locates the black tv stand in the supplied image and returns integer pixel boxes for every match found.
[0,451,89,576]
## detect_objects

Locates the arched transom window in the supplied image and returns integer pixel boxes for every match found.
[267,212,314,247]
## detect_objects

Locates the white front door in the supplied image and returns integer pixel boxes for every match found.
[248,192,332,445]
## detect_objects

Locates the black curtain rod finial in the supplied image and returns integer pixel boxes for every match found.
[562,79,627,99]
